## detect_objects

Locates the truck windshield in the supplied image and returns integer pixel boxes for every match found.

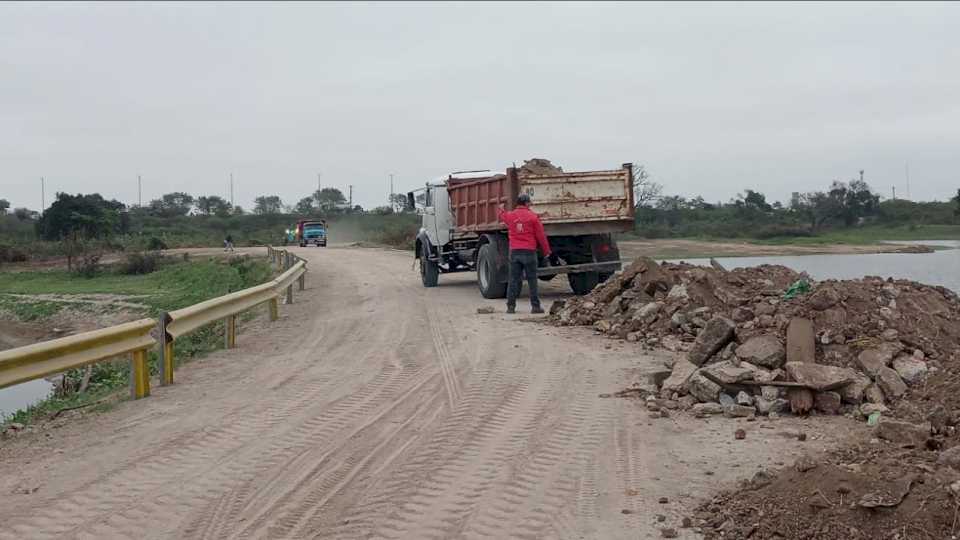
[304,224,325,232]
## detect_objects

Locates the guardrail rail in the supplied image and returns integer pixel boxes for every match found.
[0,246,309,405]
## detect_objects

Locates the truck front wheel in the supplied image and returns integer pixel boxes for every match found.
[568,271,599,296]
[421,244,439,287]
[477,243,507,299]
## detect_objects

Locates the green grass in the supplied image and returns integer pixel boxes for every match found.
[0,255,273,426]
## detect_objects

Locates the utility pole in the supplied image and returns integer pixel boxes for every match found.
[230,172,234,207]
[389,173,394,211]
[317,172,321,194]
[348,185,353,207]
[138,175,142,207]
[859,170,864,183]
[892,186,896,200]
[904,162,911,200]
[41,177,45,213]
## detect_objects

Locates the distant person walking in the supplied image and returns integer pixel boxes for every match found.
[224,234,234,252]
[498,193,551,314]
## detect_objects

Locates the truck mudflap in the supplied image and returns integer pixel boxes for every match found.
[536,260,622,277]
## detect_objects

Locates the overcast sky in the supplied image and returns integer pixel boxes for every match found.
[2,2,958,211]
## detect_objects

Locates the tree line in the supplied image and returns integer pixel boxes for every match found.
[631,169,960,238]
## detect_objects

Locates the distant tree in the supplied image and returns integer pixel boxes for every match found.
[294,197,316,215]
[389,193,411,213]
[0,199,9,215]
[740,189,772,212]
[196,195,232,217]
[12,207,36,221]
[232,205,245,215]
[834,179,879,226]
[952,188,960,217]
[149,192,195,217]
[253,195,283,215]
[371,205,394,215]
[631,165,662,208]
[314,188,346,211]
[352,204,364,213]
[36,193,124,270]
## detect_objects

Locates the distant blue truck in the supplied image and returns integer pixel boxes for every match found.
[287,219,327,247]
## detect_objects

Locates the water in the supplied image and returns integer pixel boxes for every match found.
[667,240,960,293]
[0,378,54,420]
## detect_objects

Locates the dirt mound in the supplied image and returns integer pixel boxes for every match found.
[696,438,959,539]
[554,257,960,538]
[519,158,563,176]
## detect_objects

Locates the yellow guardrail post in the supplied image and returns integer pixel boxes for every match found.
[225,315,237,348]
[130,348,150,399]
[269,297,279,321]
[298,273,305,291]
[158,313,174,386]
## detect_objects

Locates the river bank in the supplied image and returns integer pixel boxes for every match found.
[618,238,940,260]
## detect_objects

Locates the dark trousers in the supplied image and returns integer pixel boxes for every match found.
[507,249,540,309]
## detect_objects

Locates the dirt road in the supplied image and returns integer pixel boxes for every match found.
[0,247,848,539]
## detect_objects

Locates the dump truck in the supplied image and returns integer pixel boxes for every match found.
[293,219,327,247]
[411,162,635,297]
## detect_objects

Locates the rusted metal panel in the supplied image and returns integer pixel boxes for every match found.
[447,164,634,233]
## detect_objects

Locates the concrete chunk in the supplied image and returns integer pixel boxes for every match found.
[785,362,856,391]
[736,335,786,369]
[688,373,722,403]
[686,316,736,366]
[875,366,908,399]
[876,419,930,447]
[786,318,815,364]
[892,355,928,384]
[660,358,698,395]
[700,360,756,385]
[857,347,896,377]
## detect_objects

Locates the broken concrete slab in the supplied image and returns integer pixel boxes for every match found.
[875,366,908,399]
[723,404,756,418]
[864,384,886,404]
[660,358,698,395]
[756,397,789,415]
[688,372,722,403]
[875,419,930,447]
[814,391,842,415]
[686,316,736,366]
[892,355,928,384]
[700,360,756,385]
[692,402,724,417]
[839,374,871,404]
[784,362,856,391]
[737,334,786,368]
[786,318,815,365]
[856,347,896,377]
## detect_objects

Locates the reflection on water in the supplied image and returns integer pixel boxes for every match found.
[0,378,53,420]
[666,240,960,294]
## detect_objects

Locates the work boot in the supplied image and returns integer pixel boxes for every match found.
[506,305,516,314]
[531,306,544,314]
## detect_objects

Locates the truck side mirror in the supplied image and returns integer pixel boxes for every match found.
[405,192,416,212]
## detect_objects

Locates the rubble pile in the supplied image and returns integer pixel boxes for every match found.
[552,257,960,419]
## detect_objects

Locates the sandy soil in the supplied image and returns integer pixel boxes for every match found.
[0,247,855,539]
[618,238,933,260]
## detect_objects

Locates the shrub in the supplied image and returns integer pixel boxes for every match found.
[146,236,168,251]
[121,251,163,275]
[76,252,102,278]
[0,244,28,263]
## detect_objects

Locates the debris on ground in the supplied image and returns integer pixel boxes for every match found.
[555,256,960,538]
[552,256,960,422]
[476,306,495,314]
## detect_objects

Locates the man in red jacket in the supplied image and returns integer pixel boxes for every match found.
[498,193,551,314]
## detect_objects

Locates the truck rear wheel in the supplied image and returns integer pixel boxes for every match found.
[568,271,599,296]
[421,244,439,287]
[477,243,507,299]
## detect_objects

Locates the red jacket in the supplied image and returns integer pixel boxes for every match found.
[498,206,551,257]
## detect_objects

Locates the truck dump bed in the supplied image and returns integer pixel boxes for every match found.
[447,163,635,235]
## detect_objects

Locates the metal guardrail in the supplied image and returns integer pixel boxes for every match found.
[0,246,309,404]
[0,319,157,399]
[158,247,308,385]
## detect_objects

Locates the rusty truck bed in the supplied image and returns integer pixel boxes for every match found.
[447,164,635,235]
